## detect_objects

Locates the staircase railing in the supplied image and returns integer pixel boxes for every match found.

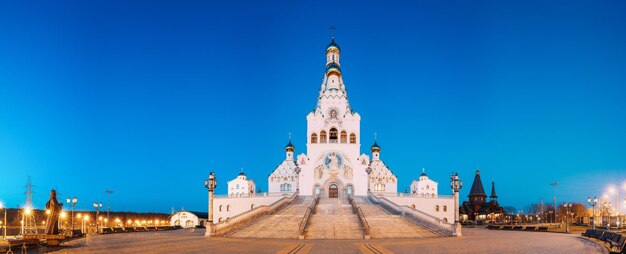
[348,195,371,239]
[213,193,298,237]
[367,193,453,236]
[298,194,319,239]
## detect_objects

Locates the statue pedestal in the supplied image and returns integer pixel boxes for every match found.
[452,223,462,237]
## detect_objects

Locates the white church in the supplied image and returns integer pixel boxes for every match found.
[206,38,458,238]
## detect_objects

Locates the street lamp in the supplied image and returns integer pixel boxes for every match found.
[587,196,598,230]
[450,172,463,237]
[564,203,572,233]
[294,167,301,193]
[0,202,6,240]
[204,172,217,237]
[93,202,102,233]
[66,196,78,231]
[366,167,372,192]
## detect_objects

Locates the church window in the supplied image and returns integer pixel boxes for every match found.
[340,131,347,143]
[443,206,447,212]
[218,218,222,223]
[349,133,356,143]
[435,205,440,212]
[329,128,338,143]
[219,205,222,212]
[226,205,230,212]
[311,133,318,143]
[320,131,327,143]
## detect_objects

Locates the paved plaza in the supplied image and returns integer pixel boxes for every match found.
[46,227,606,254]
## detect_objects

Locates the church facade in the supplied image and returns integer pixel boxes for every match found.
[268,38,397,198]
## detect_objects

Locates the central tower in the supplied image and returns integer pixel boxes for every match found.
[297,38,368,197]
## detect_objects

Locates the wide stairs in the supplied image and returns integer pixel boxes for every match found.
[356,197,439,238]
[305,197,364,239]
[230,196,311,239]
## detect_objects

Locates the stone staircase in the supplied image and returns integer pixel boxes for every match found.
[229,196,311,239]
[305,197,364,239]
[356,197,439,238]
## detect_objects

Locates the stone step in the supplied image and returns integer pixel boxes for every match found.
[359,202,439,238]
[230,197,312,239]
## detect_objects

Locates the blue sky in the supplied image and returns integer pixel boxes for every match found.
[1,1,625,213]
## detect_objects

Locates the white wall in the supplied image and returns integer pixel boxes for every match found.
[386,196,455,223]
[212,195,283,223]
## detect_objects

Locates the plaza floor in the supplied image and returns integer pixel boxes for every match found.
[46,227,607,254]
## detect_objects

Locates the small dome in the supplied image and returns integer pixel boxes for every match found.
[285,140,295,152]
[420,172,428,177]
[238,172,246,176]
[285,140,295,149]
[371,141,380,151]
[326,38,340,52]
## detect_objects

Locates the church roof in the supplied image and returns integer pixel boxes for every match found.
[371,141,380,149]
[490,181,498,198]
[326,38,340,52]
[468,170,487,197]
[285,140,295,149]
[238,172,246,176]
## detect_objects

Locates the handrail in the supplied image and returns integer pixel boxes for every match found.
[348,195,371,238]
[367,193,452,236]
[298,194,319,239]
[212,193,298,237]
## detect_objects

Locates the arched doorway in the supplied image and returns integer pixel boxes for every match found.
[329,184,338,198]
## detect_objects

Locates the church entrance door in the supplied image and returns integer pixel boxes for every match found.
[329,184,338,198]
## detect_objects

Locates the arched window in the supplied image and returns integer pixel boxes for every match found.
[329,128,338,143]
[320,131,327,143]
[349,133,356,143]
[340,131,347,143]
[218,218,222,222]
[226,205,230,212]
[443,218,448,223]
[219,205,222,212]
[435,205,440,212]
[443,206,447,212]
[311,133,318,143]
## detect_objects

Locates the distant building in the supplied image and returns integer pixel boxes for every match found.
[410,169,438,198]
[228,172,256,197]
[170,210,207,228]
[459,170,504,223]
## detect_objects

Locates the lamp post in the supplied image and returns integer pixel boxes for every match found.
[0,202,6,240]
[66,196,78,231]
[564,203,572,233]
[366,167,372,193]
[93,202,102,233]
[450,172,463,237]
[204,172,217,237]
[550,182,558,226]
[294,167,301,193]
[587,196,598,230]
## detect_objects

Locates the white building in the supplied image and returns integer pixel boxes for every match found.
[211,37,455,224]
[228,172,256,197]
[267,38,397,198]
[170,210,207,228]
[410,169,438,198]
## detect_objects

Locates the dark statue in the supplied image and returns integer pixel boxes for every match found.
[45,189,63,235]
